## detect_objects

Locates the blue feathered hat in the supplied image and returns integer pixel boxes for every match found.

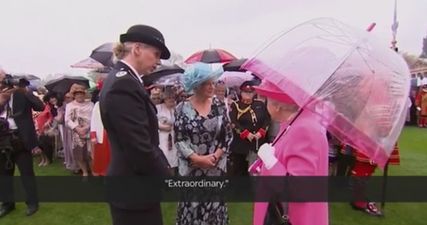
[183,62,223,93]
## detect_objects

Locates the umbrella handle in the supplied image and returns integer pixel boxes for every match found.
[272,108,304,146]
[381,160,390,210]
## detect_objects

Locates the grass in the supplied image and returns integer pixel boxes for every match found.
[1,126,426,225]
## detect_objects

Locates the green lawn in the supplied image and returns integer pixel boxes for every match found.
[1,126,426,225]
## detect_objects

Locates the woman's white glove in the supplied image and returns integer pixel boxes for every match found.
[257,143,278,170]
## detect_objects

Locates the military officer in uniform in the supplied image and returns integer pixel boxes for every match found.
[228,81,271,176]
[99,24,171,225]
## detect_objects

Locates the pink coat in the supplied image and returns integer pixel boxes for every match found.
[252,110,329,225]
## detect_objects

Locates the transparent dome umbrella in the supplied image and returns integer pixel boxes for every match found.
[243,18,410,168]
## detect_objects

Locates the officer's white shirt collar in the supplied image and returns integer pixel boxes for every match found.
[120,60,143,84]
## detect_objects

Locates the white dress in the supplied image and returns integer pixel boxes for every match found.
[156,103,178,168]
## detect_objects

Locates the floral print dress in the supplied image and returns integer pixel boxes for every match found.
[65,100,94,162]
[174,97,233,225]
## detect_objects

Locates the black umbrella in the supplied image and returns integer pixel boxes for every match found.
[71,42,114,69]
[90,42,114,67]
[142,64,184,87]
[45,75,89,95]
[223,58,248,72]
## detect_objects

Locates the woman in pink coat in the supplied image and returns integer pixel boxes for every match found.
[250,79,329,225]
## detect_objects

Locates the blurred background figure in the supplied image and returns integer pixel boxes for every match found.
[214,80,227,102]
[407,89,418,126]
[156,87,178,175]
[415,84,427,127]
[214,80,233,118]
[326,132,340,176]
[150,86,163,105]
[90,79,110,176]
[36,92,62,166]
[61,91,79,174]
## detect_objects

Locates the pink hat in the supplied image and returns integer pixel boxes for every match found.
[253,79,296,104]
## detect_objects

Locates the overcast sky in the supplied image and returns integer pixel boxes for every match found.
[1,0,426,78]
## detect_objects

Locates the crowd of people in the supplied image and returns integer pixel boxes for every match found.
[408,74,427,128]
[29,83,109,177]
[0,23,417,225]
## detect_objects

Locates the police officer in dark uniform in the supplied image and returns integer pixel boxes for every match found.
[99,24,171,225]
[228,81,271,176]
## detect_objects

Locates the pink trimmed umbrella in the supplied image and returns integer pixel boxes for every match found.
[185,49,237,64]
[243,18,410,168]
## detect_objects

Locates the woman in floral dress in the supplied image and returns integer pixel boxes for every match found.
[65,87,94,177]
[174,63,233,225]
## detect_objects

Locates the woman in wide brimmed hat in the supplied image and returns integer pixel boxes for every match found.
[64,86,94,177]
[174,62,233,225]
[250,78,328,225]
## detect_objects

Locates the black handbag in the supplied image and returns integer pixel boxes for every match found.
[264,202,291,225]
[262,174,291,225]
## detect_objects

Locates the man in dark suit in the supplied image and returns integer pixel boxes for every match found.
[0,71,45,218]
[99,24,171,225]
